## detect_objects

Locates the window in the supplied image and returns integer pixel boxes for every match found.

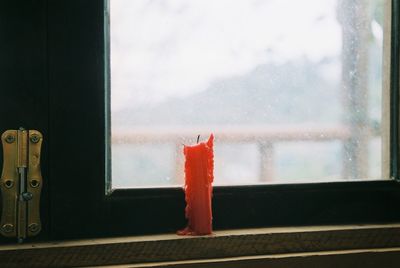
[1,0,399,242]
[110,0,390,189]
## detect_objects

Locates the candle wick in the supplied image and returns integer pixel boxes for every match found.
[197,135,200,144]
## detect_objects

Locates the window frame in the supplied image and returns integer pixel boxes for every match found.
[44,0,400,240]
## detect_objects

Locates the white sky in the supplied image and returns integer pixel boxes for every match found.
[111,0,342,110]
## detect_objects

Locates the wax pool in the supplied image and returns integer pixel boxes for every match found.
[177,134,214,236]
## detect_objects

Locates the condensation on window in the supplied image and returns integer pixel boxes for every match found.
[110,0,388,189]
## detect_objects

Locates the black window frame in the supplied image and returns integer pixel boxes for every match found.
[49,0,400,240]
[2,0,400,242]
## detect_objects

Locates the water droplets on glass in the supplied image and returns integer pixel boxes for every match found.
[110,0,388,188]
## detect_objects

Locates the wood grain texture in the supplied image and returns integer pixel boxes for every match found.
[105,248,400,268]
[1,225,400,267]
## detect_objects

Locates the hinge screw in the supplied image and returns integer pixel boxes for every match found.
[4,180,13,188]
[5,135,15,143]
[30,134,40,143]
[2,224,14,233]
[30,179,40,188]
[28,223,39,233]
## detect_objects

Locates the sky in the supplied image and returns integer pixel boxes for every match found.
[110,0,354,111]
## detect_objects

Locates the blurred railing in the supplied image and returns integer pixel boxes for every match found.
[112,125,377,182]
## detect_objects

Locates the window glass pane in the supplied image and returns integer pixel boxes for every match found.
[275,141,342,183]
[112,143,175,188]
[215,143,260,185]
[110,0,388,188]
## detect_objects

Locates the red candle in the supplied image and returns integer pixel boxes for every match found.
[177,134,214,235]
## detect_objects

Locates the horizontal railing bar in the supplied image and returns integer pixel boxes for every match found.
[112,125,376,143]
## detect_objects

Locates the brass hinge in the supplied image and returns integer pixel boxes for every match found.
[0,128,43,242]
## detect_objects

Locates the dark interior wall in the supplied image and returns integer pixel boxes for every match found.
[0,1,49,242]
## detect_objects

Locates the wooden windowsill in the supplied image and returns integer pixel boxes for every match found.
[1,224,400,267]
[99,248,400,268]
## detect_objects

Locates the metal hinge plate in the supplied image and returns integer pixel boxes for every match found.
[0,129,43,242]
